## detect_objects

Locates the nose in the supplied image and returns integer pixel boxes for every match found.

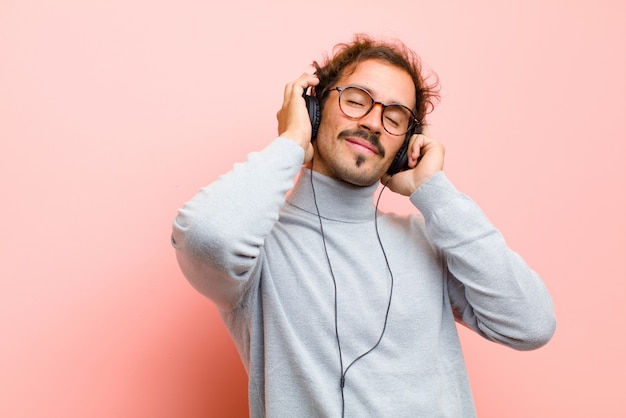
[358,102,384,134]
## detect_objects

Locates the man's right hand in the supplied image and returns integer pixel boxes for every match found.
[276,73,319,164]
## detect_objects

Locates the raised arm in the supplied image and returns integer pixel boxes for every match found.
[412,172,556,350]
[384,126,555,350]
[172,74,319,310]
[172,138,304,309]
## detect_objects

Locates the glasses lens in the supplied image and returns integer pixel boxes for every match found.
[339,87,372,119]
[383,105,413,135]
[338,87,414,136]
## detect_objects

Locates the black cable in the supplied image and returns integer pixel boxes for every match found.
[309,164,345,411]
[309,165,395,418]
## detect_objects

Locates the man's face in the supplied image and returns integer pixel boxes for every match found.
[313,59,416,187]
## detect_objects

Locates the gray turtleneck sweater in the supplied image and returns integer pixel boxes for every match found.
[172,137,556,417]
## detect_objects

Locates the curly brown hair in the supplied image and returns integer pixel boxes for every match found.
[312,34,440,125]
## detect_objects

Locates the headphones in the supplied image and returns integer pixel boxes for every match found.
[304,89,419,175]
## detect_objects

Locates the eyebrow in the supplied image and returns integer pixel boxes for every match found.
[349,83,413,109]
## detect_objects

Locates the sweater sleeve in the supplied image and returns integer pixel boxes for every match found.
[171,137,304,310]
[410,172,556,350]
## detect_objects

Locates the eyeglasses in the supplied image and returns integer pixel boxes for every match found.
[330,86,418,136]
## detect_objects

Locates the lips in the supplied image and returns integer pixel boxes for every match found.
[338,129,385,156]
[346,137,379,154]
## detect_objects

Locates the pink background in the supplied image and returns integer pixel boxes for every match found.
[1,0,624,416]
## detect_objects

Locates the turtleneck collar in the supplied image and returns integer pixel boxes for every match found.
[286,168,379,223]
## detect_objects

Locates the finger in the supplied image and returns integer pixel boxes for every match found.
[407,134,424,167]
[284,73,319,102]
[282,76,301,103]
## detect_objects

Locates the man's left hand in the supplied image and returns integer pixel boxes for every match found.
[381,125,445,196]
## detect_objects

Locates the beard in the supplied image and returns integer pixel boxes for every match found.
[312,128,390,187]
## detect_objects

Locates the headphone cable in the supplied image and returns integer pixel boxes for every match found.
[309,165,395,418]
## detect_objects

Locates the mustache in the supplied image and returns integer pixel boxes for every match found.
[337,129,385,157]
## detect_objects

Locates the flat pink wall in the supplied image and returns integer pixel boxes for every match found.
[1,1,624,417]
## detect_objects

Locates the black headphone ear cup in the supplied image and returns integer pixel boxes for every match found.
[304,95,321,139]
[387,124,422,175]
[387,141,409,175]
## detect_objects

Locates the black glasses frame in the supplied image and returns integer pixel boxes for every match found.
[330,86,418,136]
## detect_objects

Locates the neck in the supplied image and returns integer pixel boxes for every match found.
[287,168,379,222]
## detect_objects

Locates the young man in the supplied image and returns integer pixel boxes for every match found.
[172,34,556,417]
